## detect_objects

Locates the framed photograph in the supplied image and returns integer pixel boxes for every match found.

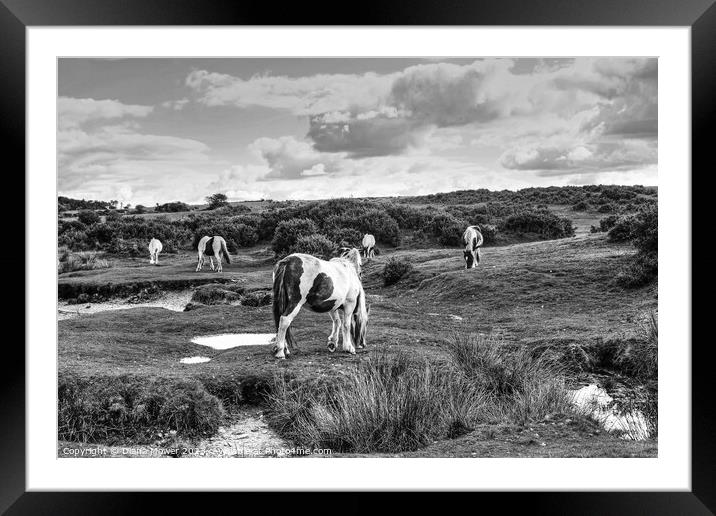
[4,0,708,512]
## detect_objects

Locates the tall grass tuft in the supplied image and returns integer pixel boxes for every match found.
[267,334,574,453]
[267,350,489,453]
[58,248,110,274]
[445,333,572,423]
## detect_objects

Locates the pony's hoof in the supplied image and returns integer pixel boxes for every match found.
[327,342,336,353]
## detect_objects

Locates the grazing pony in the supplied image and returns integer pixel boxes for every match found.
[148,238,163,265]
[271,248,368,359]
[462,225,484,269]
[196,235,231,272]
[362,233,376,259]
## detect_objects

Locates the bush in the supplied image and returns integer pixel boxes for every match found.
[501,210,575,239]
[241,290,273,307]
[190,283,244,305]
[613,206,657,287]
[77,210,101,225]
[327,227,362,248]
[155,201,190,213]
[383,257,413,286]
[289,234,336,260]
[205,193,228,210]
[572,200,590,212]
[616,252,658,288]
[597,203,614,213]
[271,218,319,257]
[58,374,224,443]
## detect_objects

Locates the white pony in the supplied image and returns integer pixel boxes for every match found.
[196,235,231,272]
[361,233,376,259]
[271,248,368,360]
[462,225,484,269]
[148,238,163,265]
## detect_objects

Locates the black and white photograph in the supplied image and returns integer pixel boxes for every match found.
[54,56,661,460]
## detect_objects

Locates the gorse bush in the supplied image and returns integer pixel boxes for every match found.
[155,201,191,213]
[58,375,224,443]
[613,206,658,287]
[382,257,413,286]
[77,210,101,226]
[500,210,575,239]
[289,234,336,260]
[271,218,319,257]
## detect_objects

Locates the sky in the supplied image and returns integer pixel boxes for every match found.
[58,57,657,206]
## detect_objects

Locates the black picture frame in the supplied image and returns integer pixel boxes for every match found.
[2,0,708,513]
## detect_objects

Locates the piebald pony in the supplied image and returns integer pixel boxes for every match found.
[196,235,231,272]
[271,248,368,359]
[361,233,376,259]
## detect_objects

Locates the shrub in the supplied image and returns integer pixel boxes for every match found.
[190,283,244,305]
[597,203,614,213]
[271,218,319,257]
[133,205,147,214]
[382,257,413,286]
[241,290,273,307]
[572,200,590,212]
[289,234,336,260]
[58,375,224,443]
[105,210,123,222]
[327,227,362,248]
[607,216,636,242]
[155,201,190,213]
[501,210,575,239]
[77,210,101,225]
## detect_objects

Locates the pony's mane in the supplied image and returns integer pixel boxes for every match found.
[338,247,362,274]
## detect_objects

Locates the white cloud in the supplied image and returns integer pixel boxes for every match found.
[58,97,153,130]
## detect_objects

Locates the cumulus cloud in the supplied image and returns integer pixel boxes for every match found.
[58,97,217,206]
[248,136,344,179]
[58,96,153,130]
[188,58,656,166]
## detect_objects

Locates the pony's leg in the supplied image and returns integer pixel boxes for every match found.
[217,255,222,273]
[209,256,215,271]
[274,302,304,359]
[327,310,341,352]
[155,252,159,265]
[196,254,202,272]
[340,301,356,354]
[475,248,481,265]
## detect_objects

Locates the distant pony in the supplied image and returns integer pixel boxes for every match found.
[271,248,368,359]
[196,235,231,272]
[362,234,376,259]
[462,225,484,269]
[148,238,163,265]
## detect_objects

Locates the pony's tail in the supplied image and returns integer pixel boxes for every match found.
[352,288,368,348]
[272,260,294,349]
[221,239,231,264]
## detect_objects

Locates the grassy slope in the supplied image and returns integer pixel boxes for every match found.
[58,231,657,456]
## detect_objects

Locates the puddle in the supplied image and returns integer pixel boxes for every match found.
[569,384,650,440]
[191,333,275,350]
[58,290,193,320]
[179,356,211,364]
[426,312,463,321]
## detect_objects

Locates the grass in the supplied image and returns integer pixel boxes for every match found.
[267,334,575,453]
[58,249,110,274]
[57,232,658,456]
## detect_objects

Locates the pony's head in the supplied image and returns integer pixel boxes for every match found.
[464,250,476,269]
